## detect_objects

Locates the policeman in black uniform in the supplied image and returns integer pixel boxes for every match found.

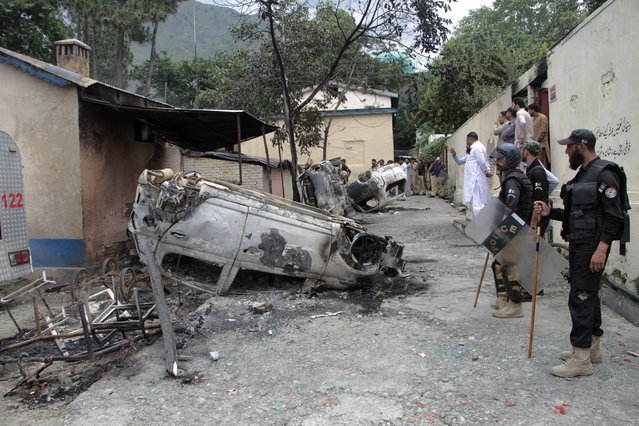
[489,143,533,318]
[535,129,626,378]
[522,140,550,235]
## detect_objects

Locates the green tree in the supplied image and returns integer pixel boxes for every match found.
[415,0,586,134]
[64,0,171,87]
[582,0,607,14]
[142,0,182,96]
[229,0,453,200]
[0,0,68,62]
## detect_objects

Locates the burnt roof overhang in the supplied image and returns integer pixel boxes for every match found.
[81,98,278,151]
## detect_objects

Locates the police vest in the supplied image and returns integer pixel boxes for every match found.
[500,169,533,224]
[526,162,548,201]
[562,158,630,252]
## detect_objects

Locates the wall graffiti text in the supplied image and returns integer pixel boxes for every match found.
[593,117,631,140]
[598,140,631,159]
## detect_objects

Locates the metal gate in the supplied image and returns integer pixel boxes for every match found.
[0,131,32,281]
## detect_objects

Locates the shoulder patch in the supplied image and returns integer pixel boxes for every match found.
[605,187,617,199]
[598,182,606,193]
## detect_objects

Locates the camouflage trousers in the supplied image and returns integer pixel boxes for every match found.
[491,260,522,304]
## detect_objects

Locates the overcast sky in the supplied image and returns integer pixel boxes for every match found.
[195,0,496,67]
[446,0,494,28]
[197,0,494,28]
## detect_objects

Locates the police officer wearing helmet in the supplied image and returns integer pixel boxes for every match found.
[488,143,533,318]
[534,129,626,378]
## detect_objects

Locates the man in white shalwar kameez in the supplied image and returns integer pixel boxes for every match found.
[449,132,493,217]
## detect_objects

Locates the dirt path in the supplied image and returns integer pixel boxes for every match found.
[2,195,638,425]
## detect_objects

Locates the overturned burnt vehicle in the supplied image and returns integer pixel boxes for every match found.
[128,168,405,375]
[129,169,405,294]
[346,164,406,213]
[298,159,352,216]
[299,161,407,214]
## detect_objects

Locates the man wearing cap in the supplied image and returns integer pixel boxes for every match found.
[534,129,626,378]
[449,132,493,217]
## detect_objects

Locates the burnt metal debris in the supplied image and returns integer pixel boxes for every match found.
[346,164,407,213]
[298,160,407,214]
[298,159,353,216]
[128,168,407,375]
[0,261,158,369]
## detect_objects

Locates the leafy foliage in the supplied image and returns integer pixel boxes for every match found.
[61,0,183,87]
[226,0,453,199]
[415,0,586,134]
[422,136,448,159]
[0,0,68,62]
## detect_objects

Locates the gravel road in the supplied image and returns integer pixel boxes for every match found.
[1,195,638,425]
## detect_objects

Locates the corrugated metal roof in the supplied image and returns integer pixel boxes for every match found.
[0,46,95,88]
[1,46,277,151]
[84,98,278,151]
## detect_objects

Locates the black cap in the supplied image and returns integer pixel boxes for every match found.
[557,129,596,147]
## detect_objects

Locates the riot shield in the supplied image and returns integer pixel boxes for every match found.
[465,198,567,294]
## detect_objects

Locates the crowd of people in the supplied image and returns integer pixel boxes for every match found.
[449,97,629,379]
[302,107,628,380]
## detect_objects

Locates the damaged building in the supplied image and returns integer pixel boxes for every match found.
[0,40,276,269]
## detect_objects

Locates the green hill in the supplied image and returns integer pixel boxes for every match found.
[130,0,256,65]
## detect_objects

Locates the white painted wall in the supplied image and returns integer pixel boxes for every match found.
[445,0,639,289]
[307,88,395,110]
[546,0,639,286]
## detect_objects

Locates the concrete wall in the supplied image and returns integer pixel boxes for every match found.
[78,103,155,267]
[268,167,294,199]
[0,63,84,266]
[149,142,182,171]
[241,112,395,182]
[545,0,639,288]
[445,0,639,290]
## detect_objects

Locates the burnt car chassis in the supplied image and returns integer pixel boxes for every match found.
[128,169,406,376]
[299,160,407,215]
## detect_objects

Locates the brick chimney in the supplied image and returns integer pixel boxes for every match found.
[54,39,91,76]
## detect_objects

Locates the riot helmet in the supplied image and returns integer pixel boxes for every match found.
[490,143,521,171]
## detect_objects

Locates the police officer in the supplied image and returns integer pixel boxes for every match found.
[535,129,626,378]
[522,140,550,235]
[489,143,533,318]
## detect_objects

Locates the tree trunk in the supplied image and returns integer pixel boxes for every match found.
[265,0,301,201]
[88,18,98,80]
[115,27,126,88]
[283,104,301,202]
[322,119,331,161]
[145,15,160,96]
